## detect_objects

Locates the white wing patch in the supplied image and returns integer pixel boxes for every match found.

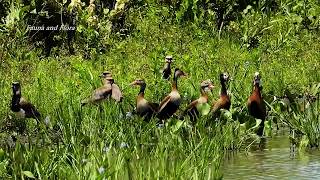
[16,109,26,118]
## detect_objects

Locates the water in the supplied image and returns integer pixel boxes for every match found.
[223,135,320,180]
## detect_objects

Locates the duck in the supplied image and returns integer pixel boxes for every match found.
[160,55,173,80]
[11,82,41,120]
[247,72,266,136]
[157,68,186,120]
[211,73,231,117]
[130,79,159,121]
[81,71,123,106]
[180,80,215,122]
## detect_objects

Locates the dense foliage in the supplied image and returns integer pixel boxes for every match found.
[0,0,319,179]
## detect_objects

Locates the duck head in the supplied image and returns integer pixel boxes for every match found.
[165,55,173,63]
[100,71,114,83]
[12,82,21,96]
[174,68,187,79]
[253,72,262,90]
[100,71,112,78]
[130,79,146,86]
[220,72,230,83]
[201,80,215,92]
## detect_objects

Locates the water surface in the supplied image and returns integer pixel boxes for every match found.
[223,136,320,180]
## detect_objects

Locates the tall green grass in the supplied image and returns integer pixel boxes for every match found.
[0,3,319,179]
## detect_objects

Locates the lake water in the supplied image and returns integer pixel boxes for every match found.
[223,135,320,180]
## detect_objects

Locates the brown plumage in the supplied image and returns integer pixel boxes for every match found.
[157,68,186,120]
[81,71,123,106]
[247,72,266,136]
[211,73,231,117]
[160,56,173,80]
[181,80,215,122]
[11,82,41,120]
[130,79,159,121]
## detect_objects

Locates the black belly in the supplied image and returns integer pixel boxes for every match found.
[157,102,178,120]
[248,101,265,120]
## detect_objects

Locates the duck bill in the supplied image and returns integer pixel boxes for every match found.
[253,78,262,88]
[208,84,215,90]
[100,73,112,78]
[12,83,21,94]
[129,82,137,86]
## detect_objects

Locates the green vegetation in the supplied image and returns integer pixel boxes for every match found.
[0,0,319,179]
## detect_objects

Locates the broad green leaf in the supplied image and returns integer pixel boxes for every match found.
[172,120,184,132]
[220,109,233,120]
[0,149,5,161]
[196,103,211,115]
[30,9,36,14]
[23,171,35,179]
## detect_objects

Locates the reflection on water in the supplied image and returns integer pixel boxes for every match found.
[223,136,320,180]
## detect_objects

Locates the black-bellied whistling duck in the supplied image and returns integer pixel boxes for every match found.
[81,71,123,106]
[157,68,186,120]
[247,72,266,136]
[211,73,231,116]
[180,80,215,122]
[160,55,173,80]
[130,79,159,121]
[11,82,41,120]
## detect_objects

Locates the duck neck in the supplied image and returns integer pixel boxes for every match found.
[103,79,112,86]
[172,75,178,91]
[164,62,171,69]
[220,81,228,96]
[138,83,146,97]
[253,84,262,98]
[11,94,21,112]
[200,88,208,99]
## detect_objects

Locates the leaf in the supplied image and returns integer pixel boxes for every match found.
[30,9,37,14]
[244,116,260,130]
[299,135,309,150]
[172,120,184,132]
[77,24,84,33]
[23,171,35,179]
[251,119,262,131]
[196,103,211,115]
[220,109,233,121]
[103,8,110,15]
[0,148,5,161]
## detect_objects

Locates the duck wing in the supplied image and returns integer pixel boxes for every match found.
[182,100,198,115]
[19,97,41,119]
[92,86,112,101]
[158,95,171,113]
[82,85,112,105]
[147,102,159,112]
[111,83,123,102]
[211,98,223,113]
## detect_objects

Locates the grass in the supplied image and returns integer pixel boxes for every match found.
[0,4,320,179]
